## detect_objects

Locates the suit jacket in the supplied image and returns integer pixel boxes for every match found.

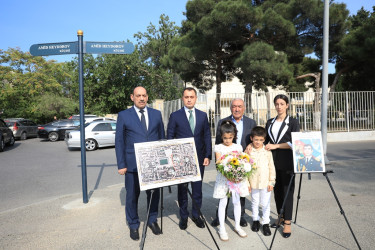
[115,106,165,173]
[297,157,322,172]
[167,107,212,165]
[265,115,300,171]
[215,115,257,151]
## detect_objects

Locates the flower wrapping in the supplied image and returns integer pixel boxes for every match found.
[216,151,257,197]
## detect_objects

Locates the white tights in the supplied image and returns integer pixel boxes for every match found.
[218,191,241,233]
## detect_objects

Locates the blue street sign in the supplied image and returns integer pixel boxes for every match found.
[85,42,135,54]
[30,42,78,56]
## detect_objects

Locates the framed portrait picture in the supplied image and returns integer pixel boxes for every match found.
[134,138,201,191]
[291,132,326,173]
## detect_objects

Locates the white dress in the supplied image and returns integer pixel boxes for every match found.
[213,143,250,199]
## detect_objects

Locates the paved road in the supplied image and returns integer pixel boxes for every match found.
[1,138,375,248]
[1,139,375,213]
[0,138,121,212]
[0,138,374,249]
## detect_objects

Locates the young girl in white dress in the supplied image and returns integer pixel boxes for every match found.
[213,121,249,241]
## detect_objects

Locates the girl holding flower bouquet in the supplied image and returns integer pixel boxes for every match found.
[213,121,255,241]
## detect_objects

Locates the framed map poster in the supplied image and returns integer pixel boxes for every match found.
[291,132,326,173]
[134,138,201,191]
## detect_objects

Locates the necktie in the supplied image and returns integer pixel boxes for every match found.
[188,110,195,134]
[139,109,147,133]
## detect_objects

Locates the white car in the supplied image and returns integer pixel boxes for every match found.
[65,120,116,151]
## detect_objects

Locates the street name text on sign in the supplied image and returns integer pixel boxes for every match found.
[30,42,78,56]
[30,42,134,56]
[85,42,135,54]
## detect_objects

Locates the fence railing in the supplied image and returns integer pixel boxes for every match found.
[151,91,375,137]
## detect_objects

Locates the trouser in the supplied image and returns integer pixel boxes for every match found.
[251,188,271,224]
[125,172,160,229]
[274,169,295,220]
[178,165,205,219]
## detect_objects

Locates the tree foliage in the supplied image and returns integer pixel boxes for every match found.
[334,7,375,91]
[0,48,77,123]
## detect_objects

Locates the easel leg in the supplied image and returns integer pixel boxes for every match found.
[160,187,163,234]
[324,171,362,250]
[185,184,220,250]
[269,173,295,250]
[140,189,154,250]
[294,173,303,223]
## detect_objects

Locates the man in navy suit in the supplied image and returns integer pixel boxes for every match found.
[167,87,212,230]
[211,98,257,227]
[115,86,165,241]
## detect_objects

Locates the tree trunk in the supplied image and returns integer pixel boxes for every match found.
[214,59,223,128]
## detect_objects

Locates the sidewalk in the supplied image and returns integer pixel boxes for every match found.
[1,146,374,249]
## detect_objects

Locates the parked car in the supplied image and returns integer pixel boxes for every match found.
[69,114,98,120]
[38,119,80,142]
[0,118,15,151]
[70,114,115,124]
[4,118,38,140]
[65,120,116,151]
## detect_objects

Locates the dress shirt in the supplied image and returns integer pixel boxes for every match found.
[133,105,149,129]
[184,106,196,128]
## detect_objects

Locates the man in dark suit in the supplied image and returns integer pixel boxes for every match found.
[211,98,257,227]
[297,144,323,172]
[115,86,165,241]
[167,87,212,230]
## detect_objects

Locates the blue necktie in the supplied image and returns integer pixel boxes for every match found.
[140,109,147,133]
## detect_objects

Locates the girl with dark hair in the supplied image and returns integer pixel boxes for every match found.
[213,120,249,241]
[265,94,300,238]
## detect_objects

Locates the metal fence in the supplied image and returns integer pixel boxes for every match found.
[151,91,375,137]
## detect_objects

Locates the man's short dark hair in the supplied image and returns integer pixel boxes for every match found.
[250,126,267,138]
[183,87,197,96]
[304,144,313,150]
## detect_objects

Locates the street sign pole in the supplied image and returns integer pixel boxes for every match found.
[30,33,135,204]
[78,30,88,203]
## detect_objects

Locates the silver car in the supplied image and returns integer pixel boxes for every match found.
[5,118,38,140]
[65,120,116,151]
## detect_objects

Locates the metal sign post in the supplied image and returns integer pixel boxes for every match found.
[30,31,135,203]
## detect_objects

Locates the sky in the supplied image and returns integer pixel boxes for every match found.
[0,0,374,72]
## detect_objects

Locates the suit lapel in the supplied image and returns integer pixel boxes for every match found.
[268,115,290,144]
[276,116,289,143]
[268,117,277,143]
[131,106,147,135]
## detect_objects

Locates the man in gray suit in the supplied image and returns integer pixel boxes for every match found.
[211,98,257,227]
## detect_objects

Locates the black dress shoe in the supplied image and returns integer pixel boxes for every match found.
[211,218,219,227]
[179,218,188,230]
[262,224,271,236]
[240,217,248,227]
[251,220,260,232]
[148,222,161,235]
[191,217,205,228]
[129,228,139,241]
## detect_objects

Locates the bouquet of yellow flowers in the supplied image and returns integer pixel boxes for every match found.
[216,151,257,183]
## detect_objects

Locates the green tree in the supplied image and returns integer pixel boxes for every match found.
[334,7,375,91]
[0,48,77,123]
[135,14,183,100]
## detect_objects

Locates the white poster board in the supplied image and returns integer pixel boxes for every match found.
[134,138,201,191]
[291,132,326,173]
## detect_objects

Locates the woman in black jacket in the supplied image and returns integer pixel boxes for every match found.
[265,94,300,238]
